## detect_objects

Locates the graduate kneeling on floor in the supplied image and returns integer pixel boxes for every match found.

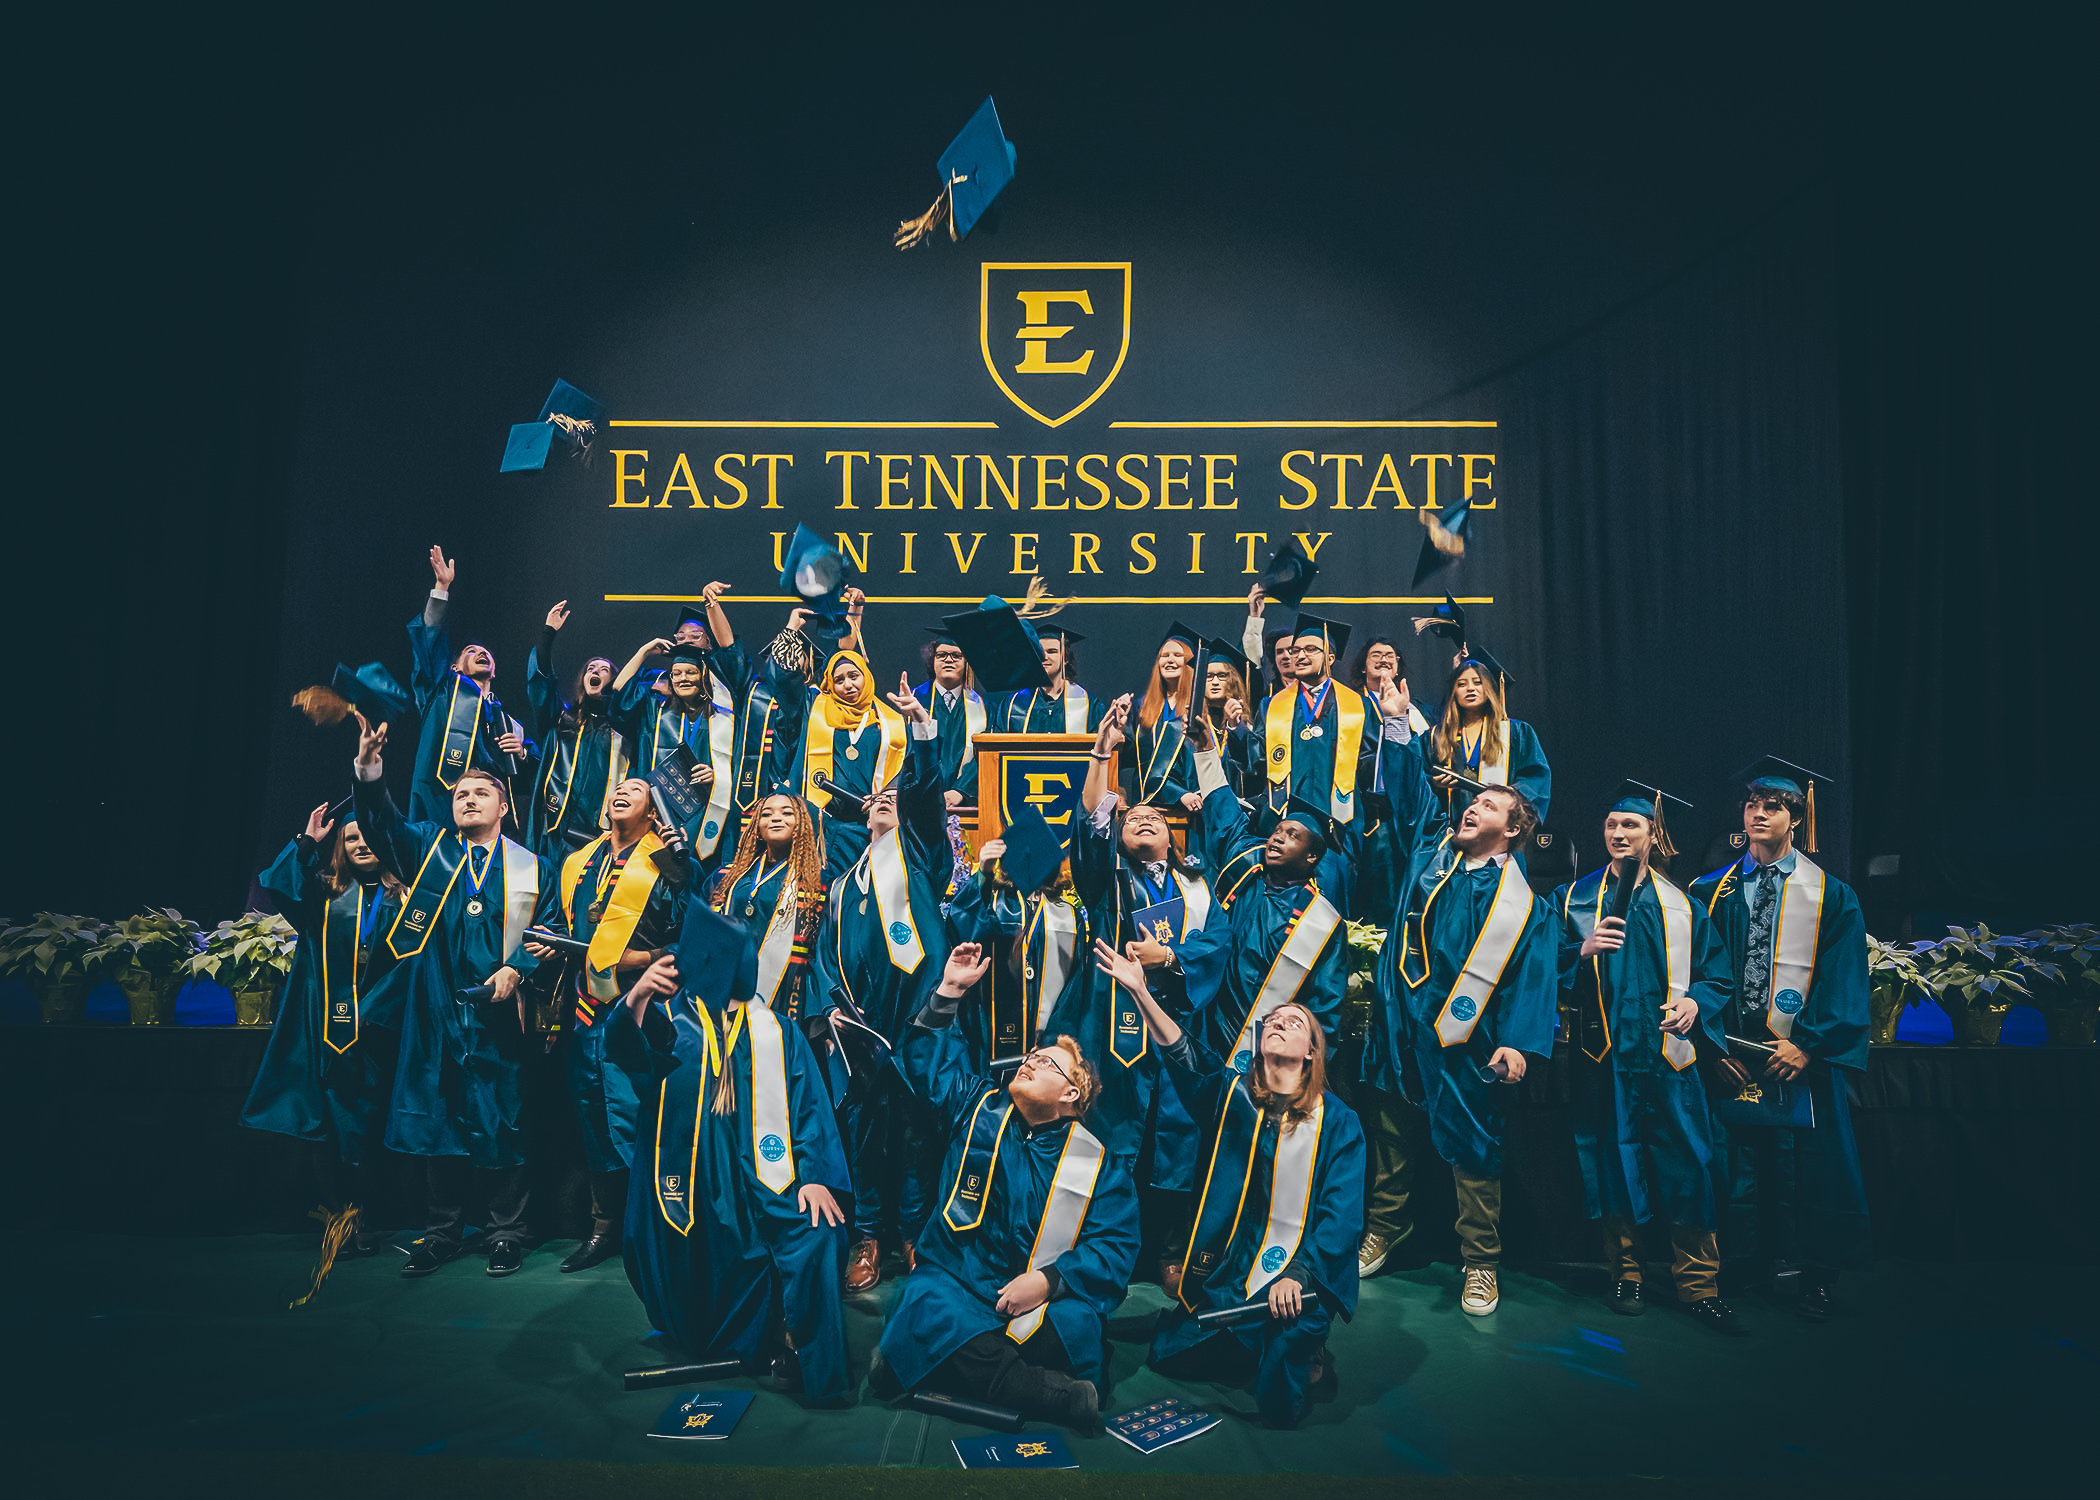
[869,943,1140,1430]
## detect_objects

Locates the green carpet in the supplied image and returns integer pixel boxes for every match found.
[0,1232,2088,1493]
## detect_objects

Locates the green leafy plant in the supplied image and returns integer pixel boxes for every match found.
[83,908,202,985]
[1871,923,2099,1044]
[0,912,109,989]
[185,911,298,993]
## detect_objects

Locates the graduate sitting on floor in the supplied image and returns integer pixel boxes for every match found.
[1098,942,1363,1428]
[1688,757,1871,1322]
[869,943,1140,1430]
[405,546,532,827]
[610,903,852,1401]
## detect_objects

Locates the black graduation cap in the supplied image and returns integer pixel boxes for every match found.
[1204,634,1257,688]
[668,637,711,668]
[1412,595,1467,645]
[673,603,711,639]
[1457,643,1514,692]
[1412,502,1473,588]
[1609,777,1692,859]
[998,800,1067,894]
[1258,536,1319,606]
[1276,795,1335,854]
[1032,621,1084,644]
[1289,612,1352,663]
[1159,620,1203,655]
[1734,754,1830,853]
[500,379,606,472]
[940,600,1054,695]
[778,524,853,622]
[895,95,1018,248]
[672,898,759,1015]
[291,660,413,728]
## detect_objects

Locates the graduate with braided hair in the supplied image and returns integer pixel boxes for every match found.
[708,793,829,1022]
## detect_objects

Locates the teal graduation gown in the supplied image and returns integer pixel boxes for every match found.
[1427,716,1552,828]
[610,665,739,869]
[1555,867,1732,1230]
[913,681,983,800]
[987,683,1106,735]
[1363,731,1558,1177]
[880,1012,1141,1392]
[405,598,531,826]
[1148,1031,1364,1426]
[524,632,623,859]
[352,776,557,1168]
[1689,856,1872,1269]
[1133,708,1199,807]
[240,837,406,1166]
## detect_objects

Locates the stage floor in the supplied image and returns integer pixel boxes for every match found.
[1,1233,2090,1493]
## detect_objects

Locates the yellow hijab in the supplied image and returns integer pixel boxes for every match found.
[803,649,907,809]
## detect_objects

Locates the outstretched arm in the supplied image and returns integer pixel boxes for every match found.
[898,942,1000,1128]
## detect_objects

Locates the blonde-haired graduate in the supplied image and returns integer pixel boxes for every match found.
[1098,942,1363,1429]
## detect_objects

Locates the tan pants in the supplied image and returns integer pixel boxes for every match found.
[1602,1214,1719,1302]
[1454,1170,1502,1268]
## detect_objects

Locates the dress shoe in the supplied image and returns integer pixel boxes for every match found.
[1357,1229,1391,1278]
[844,1237,882,1293]
[1038,1369,1101,1432]
[903,1239,921,1274]
[1159,1258,1184,1300]
[486,1240,527,1277]
[1610,1279,1645,1316]
[1796,1282,1833,1323]
[1686,1295,1747,1335]
[560,1232,620,1273]
[400,1236,462,1278]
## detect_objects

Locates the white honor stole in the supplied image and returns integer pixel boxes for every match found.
[753,878,800,1010]
[1033,898,1081,1039]
[695,708,736,858]
[1246,1096,1325,1297]
[1764,854,1826,1039]
[1433,858,1536,1046]
[869,829,926,973]
[963,688,987,740]
[1062,684,1090,733]
[1231,890,1342,1070]
[499,837,539,960]
[1005,1121,1107,1343]
[742,1001,797,1194]
[1653,874,1699,1071]
[1173,869,1212,938]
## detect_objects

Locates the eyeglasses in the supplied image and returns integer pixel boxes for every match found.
[1021,1049,1073,1086]
[1263,1011,1309,1032]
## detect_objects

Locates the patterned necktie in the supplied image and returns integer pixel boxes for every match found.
[1741,865,1781,1019]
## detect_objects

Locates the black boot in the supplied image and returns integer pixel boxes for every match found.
[1686,1296,1748,1335]
[1610,1279,1645,1316]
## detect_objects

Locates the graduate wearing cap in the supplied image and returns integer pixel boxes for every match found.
[523,600,627,860]
[1553,782,1741,1333]
[971,582,1103,734]
[1352,688,1556,1313]
[869,943,1140,1431]
[1688,758,1870,1320]
[240,799,409,1299]
[913,628,986,805]
[1346,635,1435,919]
[1414,602,1551,838]
[406,548,534,829]
[1253,614,1380,883]
[349,711,559,1279]
[610,582,744,873]
[707,793,828,1021]
[1097,944,1363,1428]
[1198,635,1264,801]
[1131,623,1208,810]
[523,777,691,1274]
[804,679,956,1293]
[775,646,910,881]
[609,903,853,1401]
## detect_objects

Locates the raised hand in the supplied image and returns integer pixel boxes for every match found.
[701,580,729,606]
[888,671,930,723]
[354,710,388,771]
[1247,582,1266,616]
[624,953,682,1020]
[429,546,455,591]
[975,838,1007,871]
[939,941,992,996]
[304,801,335,843]
[1378,678,1412,721]
[545,600,571,630]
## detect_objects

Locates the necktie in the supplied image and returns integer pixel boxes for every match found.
[1741,865,1781,1019]
[469,846,490,883]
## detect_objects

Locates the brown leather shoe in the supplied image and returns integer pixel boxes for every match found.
[903,1239,921,1274]
[845,1237,882,1293]
[1159,1258,1184,1299]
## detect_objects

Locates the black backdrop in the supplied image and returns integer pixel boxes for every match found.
[7,6,2093,927]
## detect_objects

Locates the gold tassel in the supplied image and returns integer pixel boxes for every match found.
[292,686,352,727]
[547,412,596,467]
[290,1203,360,1308]
[1418,508,1467,562]
[1803,780,1818,854]
[893,183,952,250]
[1652,795,1679,861]
[1014,575,1071,620]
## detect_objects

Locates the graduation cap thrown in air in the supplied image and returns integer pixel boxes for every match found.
[1258,536,1320,606]
[1412,595,1467,645]
[1734,754,1831,853]
[1412,502,1472,587]
[1609,777,1692,859]
[895,96,1017,249]
[940,600,1053,695]
[292,660,413,728]
[500,379,607,473]
[778,524,854,623]
[1289,612,1352,663]
[998,799,1067,894]
[672,898,759,1017]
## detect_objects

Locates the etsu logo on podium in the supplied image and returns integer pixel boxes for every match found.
[980,262,1132,427]
[998,756,1090,854]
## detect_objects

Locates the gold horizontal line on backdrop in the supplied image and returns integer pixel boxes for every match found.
[606,594,1495,607]
[608,420,1002,429]
[1107,420,1500,429]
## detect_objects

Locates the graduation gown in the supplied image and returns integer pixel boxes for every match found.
[240,838,406,1166]
[713,856,824,1022]
[1362,732,1557,1177]
[544,831,686,1173]
[1149,1032,1364,1426]
[352,774,556,1168]
[773,676,910,881]
[709,644,798,827]
[613,979,851,1400]
[525,634,625,860]
[610,662,741,869]
[405,597,531,826]
[1132,708,1200,807]
[881,1014,1141,1392]
[987,682,1105,735]
[1254,678,1376,828]
[1690,854,1872,1269]
[913,681,985,801]
[1427,716,1552,829]
[1555,866,1732,1230]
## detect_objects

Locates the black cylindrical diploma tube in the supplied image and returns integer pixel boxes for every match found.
[1194,1290,1327,1330]
[905,1390,1026,1431]
[622,1358,744,1391]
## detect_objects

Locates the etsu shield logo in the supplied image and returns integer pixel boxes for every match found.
[980,262,1132,427]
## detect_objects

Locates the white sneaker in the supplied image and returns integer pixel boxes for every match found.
[1358,1230,1391,1278]
[1461,1265,1499,1316]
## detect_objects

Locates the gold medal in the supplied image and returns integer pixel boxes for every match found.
[845,746,860,761]
[858,899,868,916]
[1301,725,1324,740]
[466,899,484,916]
[743,903,757,917]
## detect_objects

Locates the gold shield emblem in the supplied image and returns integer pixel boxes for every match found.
[980,262,1132,427]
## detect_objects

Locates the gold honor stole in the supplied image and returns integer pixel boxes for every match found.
[1180,1083,1324,1309]
[1415,856,1536,1047]
[654,997,723,1234]
[544,719,628,832]
[387,834,539,961]
[1229,887,1342,1070]
[1763,854,1826,1039]
[803,701,908,810]
[1263,683,1366,821]
[560,833,666,1001]
[319,883,366,1054]
[868,829,927,973]
[752,877,802,1011]
[1005,1121,1108,1343]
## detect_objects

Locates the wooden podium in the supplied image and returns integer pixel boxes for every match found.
[953,732,1190,867]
